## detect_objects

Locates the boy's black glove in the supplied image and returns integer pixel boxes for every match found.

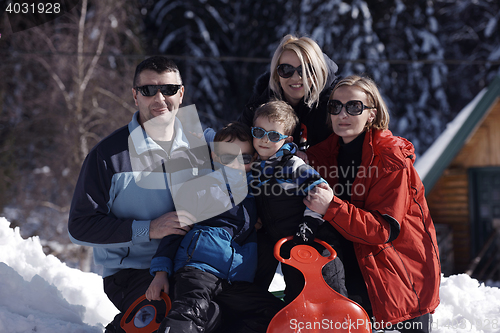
[294,219,320,245]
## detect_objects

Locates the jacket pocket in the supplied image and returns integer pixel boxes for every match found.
[361,245,418,311]
[174,227,233,276]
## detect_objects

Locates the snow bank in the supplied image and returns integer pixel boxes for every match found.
[1,216,500,333]
[0,217,118,332]
[432,274,500,332]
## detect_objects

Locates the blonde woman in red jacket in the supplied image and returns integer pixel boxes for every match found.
[305,75,440,333]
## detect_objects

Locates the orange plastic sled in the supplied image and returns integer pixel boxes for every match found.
[267,237,371,333]
[120,292,171,333]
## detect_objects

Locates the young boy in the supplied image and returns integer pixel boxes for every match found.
[250,100,347,304]
[146,122,284,333]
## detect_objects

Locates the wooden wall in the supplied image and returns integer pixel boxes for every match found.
[451,99,500,167]
[426,98,500,273]
[427,170,469,273]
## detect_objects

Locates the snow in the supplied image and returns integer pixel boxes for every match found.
[0,217,117,333]
[1,216,500,333]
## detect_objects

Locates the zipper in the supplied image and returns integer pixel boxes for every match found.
[186,230,201,262]
[161,155,173,191]
[412,186,441,263]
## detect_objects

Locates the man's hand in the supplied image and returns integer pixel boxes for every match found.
[303,182,334,216]
[146,271,169,301]
[149,210,196,239]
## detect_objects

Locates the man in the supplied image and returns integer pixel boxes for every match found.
[68,56,217,332]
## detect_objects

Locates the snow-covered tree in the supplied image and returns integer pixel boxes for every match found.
[436,0,500,109]
[144,0,499,156]
[146,0,234,127]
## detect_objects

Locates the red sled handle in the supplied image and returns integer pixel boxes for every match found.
[268,237,371,333]
[273,236,337,263]
[120,292,171,333]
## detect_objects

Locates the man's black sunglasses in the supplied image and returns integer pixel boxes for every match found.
[327,100,374,116]
[135,84,182,97]
[219,154,254,165]
[276,63,313,79]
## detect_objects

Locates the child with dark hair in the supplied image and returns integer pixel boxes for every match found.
[147,122,284,333]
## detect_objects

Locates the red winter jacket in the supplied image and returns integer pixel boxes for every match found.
[307,129,440,325]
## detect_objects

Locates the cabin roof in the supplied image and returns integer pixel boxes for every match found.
[414,76,500,192]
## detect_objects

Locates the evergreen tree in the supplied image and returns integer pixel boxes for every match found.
[436,0,500,111]
[224,0,285,117]
[145,0,234,127]
[369,0,450,154]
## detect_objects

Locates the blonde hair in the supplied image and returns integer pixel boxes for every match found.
[327,75,390,131]
[253,100,299,136]
[269,34,328,108]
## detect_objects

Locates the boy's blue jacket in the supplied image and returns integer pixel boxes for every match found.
[150,163,258,283]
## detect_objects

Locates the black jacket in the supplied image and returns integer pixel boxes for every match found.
[250,143,326,239]
[238,54,339,150]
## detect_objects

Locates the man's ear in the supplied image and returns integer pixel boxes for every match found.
[178,85,185,105]
[132,88,138,106]
[285,136,293,143]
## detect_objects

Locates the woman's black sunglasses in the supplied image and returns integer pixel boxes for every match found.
[135,84,182,97]
[219,154,254,165]
[327,100,374,116]
[276,63,313,79]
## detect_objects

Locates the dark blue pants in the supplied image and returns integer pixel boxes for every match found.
[397,313,432,333]
[103,268,154,333]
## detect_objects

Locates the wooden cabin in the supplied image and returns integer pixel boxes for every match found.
[415,75,500,279]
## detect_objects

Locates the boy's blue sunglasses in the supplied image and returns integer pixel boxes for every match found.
[251,127,288,142]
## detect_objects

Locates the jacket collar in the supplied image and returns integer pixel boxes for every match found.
[364,129,416,169]
[362,129,376,167]
[320,130,372,167]
[257,142,298,163]
[128,111,190,155]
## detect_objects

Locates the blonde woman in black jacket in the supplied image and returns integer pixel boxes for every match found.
[239,34,339,152]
